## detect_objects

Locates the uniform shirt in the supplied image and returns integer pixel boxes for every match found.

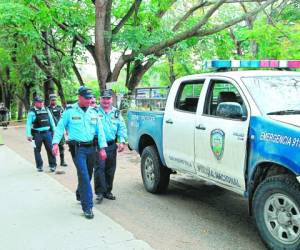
[98,106,127,143]
[52,103,107,148]
[26,107,56,137]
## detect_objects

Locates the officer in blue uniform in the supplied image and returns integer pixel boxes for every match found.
[74,95,98,202]
[48,94,67,167]
[52,87,107,219]
[94,89,127,202]
[26,96,57,172]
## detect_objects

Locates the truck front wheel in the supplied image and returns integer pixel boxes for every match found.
[141,146,170,193]
[253,175,300,249]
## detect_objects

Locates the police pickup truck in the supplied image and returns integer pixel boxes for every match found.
[128,60,300,249]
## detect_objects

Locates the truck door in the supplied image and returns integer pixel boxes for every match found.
[195,78,250,192]
[163,79,205,173]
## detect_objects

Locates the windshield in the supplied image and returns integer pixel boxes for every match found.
[242,75,300,115]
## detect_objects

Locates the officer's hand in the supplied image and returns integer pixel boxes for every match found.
[52,144,59,156]
[118,143,125,153]
[27,136,33,142]
[99,149,107,161]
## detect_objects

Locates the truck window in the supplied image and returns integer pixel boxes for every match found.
[204,80,247,118]
[175,80,205,113]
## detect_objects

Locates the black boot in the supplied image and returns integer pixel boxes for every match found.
[60,155,68,167]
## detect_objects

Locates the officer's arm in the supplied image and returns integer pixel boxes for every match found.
[97,118,108,148]
[25,112,35,138]
[47,109,56,131]
[117,113,127,143]
[52,111,69,144]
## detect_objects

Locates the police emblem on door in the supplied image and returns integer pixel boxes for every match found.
[210,129,225,160]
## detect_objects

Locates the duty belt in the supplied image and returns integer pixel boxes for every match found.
[67,140,94,147]
[31,129,50,134]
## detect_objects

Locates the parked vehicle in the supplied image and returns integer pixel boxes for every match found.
[128,60,300,249]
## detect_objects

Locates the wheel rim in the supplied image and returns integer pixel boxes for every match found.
[264,193,300,244]
[144,156,155,187]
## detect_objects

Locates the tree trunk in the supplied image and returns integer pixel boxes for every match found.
[44,76,55,106]
[0,78,6,104]
[17,99,23,121]
[229,28,243,57]
[240,3,258,58]
[127,59,157,91]
[33,55,65,107]
[3,67,12,110]
[167,53,176,84]
[94,0,112,91]
[24,84,31,111]
[42,31,54,105]
[72,63,85,86]
[54,80,66,107]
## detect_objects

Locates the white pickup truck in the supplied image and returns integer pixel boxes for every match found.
[128,63,300,249]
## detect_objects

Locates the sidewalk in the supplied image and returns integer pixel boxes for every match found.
[0,145,152,250]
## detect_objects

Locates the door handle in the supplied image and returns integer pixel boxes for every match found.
[196,124,206,130]
[233,132,245,140]
[166,119,173,124]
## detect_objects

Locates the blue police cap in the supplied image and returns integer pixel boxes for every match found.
[101,89,113,98]
[78,86,93,99]
[34,96,43,102]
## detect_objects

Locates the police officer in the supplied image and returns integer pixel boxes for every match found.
[52,87,107,219]
[48,94,67,167]
[26,96,57,172]
[0,103,9,128]
[94,89,127,202]
[74,95,98,202]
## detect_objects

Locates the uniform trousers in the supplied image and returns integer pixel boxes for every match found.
[72,145,96,212]
[94,143,117,195]
[33,130,56,169]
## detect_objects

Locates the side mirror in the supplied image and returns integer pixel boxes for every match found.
[216,102,246,120]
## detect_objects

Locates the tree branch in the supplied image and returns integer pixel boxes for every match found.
[205,0,268,4]
[70,38,84,86]
[195,0,277,37]
[156,0,177,18]
[111,54,131,81]
[173,1,207,31]
[33,55,66,106]
[133,0,226,58]
[128,0,276,59]
[112,0,142,34]
[33,55,52,77]
[173,0,270,31]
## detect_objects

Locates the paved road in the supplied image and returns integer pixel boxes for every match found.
[1,126,266,250]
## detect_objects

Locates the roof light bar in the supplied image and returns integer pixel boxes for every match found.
[205,60,300,69]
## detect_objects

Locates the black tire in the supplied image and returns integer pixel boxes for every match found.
[141,145,170,193]
[253,175,300,250]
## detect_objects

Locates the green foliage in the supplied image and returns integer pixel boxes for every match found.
[0,0,299,115]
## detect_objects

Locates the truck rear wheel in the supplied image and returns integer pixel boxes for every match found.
[253,175,300,250]
[141,146,170,193]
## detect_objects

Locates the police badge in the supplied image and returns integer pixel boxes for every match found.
[210,129,225,160]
